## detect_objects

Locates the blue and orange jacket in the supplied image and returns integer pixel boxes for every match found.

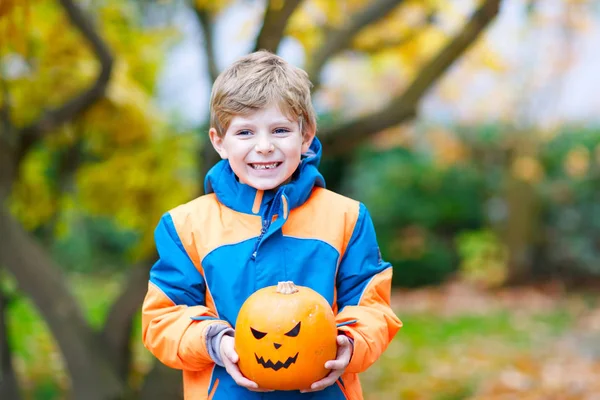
[142,138,401,399]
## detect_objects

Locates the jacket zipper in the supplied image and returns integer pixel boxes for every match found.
[251,218,270,260]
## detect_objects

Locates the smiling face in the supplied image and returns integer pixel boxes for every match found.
[209,104,315,191]
[234,283,337,391]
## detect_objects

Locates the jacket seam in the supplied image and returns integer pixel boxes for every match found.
[162,213,207,306]
[280,235,340,258]
[148,280,178,307]
[200,237,259,264]
[356,266,393,306]
[335,203,364,312]
[339,202,363,262]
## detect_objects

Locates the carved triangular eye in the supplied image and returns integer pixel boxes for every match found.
[284,322,301,337]
[251,327,267,339]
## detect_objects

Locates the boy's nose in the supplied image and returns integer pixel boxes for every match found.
[255,138,275,153]
[273,343,281,349]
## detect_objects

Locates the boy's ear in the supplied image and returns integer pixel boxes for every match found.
[301,128,316,154]
[209,128,228,159]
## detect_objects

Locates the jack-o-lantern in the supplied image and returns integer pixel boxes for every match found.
[235,281,337,391]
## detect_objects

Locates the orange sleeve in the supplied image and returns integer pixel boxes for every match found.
[336,268,401,373]
[141,213,231,371]
[335,204,402,373]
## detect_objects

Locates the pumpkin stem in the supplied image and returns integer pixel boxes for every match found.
[276,281,299,294]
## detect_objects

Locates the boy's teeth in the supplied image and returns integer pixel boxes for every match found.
[252,163,279,170]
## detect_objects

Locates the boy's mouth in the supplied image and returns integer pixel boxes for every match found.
[249,162,282,170]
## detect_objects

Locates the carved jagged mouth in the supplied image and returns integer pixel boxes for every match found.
[254,352,299,371]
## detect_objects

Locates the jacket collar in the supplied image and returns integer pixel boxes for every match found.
[204,137,326,220]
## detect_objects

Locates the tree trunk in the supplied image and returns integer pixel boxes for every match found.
[503,176,540,284]
[139,363,183,400]
[101,257,154,381]
[0,209,124,400]
[0,143,15,202]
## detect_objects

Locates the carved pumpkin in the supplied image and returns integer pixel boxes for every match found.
[235,281,337,390]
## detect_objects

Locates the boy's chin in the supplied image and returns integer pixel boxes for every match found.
[246,180,285,191]
[242,175,291,191]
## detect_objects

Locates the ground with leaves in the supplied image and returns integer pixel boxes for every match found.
[8,278,600,399]
[362,282,600,399]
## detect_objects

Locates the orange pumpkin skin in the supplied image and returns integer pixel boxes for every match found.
[234,282,337,391]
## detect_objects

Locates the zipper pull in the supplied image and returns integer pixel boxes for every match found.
[251,219,270,260]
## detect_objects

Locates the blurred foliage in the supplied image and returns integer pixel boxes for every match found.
[342,137,487,287]
[51,216,138,273]
[6,274,126,399]
[4,0,197,265]
[342,124,600,287]
[456,229,508,288]
[289,0,452,67]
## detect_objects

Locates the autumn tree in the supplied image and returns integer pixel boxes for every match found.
[0,0,500,398]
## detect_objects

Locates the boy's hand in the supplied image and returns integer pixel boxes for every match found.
[300,335,353,393]
[219,335,273,392]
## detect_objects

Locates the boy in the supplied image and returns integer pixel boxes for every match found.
[142,50,401,399]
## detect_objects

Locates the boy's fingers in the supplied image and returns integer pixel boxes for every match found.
[304,336,353,392]
[300,379,334,393]
[221,340,239,363]
[337,336,353,354]
[225,363,258,389]
[337,335,350,346]
[235,375,258,389]
[220,339,269,391]
[324,350,351,370]
[300,371,341,393]
[325,359,347,370]
[226,349,239,363]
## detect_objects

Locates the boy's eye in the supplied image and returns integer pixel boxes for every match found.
[236,130,253,136]
[273,128,290,135]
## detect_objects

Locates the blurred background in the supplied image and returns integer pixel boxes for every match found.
[1,0,600,398]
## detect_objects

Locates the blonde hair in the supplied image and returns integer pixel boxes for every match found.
[210,50,316,138]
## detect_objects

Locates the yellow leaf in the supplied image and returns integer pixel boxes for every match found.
[9,147,57,230]
[564,145,590,178]
[194,0,233,14]
[512,156,544,183]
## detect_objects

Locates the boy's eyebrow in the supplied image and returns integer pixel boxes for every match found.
[269,120,296,126]
[228,120,255,129]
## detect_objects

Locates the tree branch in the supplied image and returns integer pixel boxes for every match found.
[17,0,113,162]
[0,65,18,201]
[353,11,436,54]
[306,0,405,84]
[101,255,155,380]
[0,66,15,150]
[319,0,501,156]
[139,362,183,400]
[0,208,124,399]
[253,0,304,53]
[189,3,221,188]
[0,140,17,202]
[192,5,219,84]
